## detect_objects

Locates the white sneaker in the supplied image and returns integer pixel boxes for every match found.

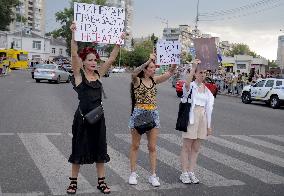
[128,172,138,185]
[179,172,191,184]
[188,172,200,184]
[148,174,160,187]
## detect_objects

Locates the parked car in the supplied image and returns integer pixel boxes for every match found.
[31,64,43,79]
[175,77,218,97]
[62,63,73,73]
[34,64,71,83]
[241,78,284,109]
[112,67,126,73]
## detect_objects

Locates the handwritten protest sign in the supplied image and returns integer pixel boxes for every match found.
[193,37,218,70]
[156,40,181,65]
[74,2,125,44]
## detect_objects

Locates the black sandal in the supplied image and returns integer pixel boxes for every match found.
[97,177,111,194]
[66,177,78,195]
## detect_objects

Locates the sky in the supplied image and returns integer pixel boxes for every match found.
[46,0,284,60]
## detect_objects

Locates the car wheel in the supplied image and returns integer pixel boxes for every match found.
[66,76,70,83]
[241,92,252,104]
[270,95,280,109]
[35,79,40,83]
[56,76,61,84]
[177,91,183,97]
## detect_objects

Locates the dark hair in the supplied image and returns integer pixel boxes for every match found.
[78,47,100,61]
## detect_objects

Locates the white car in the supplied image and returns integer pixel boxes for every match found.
[112,67,126,73]
[241,78,284,109]
[34,64,71,84]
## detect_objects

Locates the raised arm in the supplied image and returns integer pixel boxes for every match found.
[131,53,155,84]
[98,33,125,77]
[70,22,83,77]
[184,59,201,90]
[154,64,176,84]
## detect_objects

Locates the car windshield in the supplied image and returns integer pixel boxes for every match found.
[40,64,56,69]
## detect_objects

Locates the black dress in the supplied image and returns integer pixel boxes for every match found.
[68,69,110,164]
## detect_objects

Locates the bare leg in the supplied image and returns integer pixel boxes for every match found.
[146,128,159,175]
[188,139,202,172]
[71,164,80,178]
[67,164,80,194]
[96,163,110,193]
[180,138,193,173]
[130,129,142,172]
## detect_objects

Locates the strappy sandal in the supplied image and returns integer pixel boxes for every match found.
[66,177,78,195]
[97,177,111,194]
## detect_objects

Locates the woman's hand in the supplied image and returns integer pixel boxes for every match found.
[149,53,156,62]
[70,21,76,33]
[192,59,201,70]
[207,128,212,136]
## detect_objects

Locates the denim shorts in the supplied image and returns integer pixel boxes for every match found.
[129,108,160,129]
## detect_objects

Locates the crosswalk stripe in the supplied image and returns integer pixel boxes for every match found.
[159,134,284,184]
[115,134,244,187]
[251,135,284,143]
[223,135,284,153]
[18,133,98,195]
[68,134,185,191]
[208,136,284,168]
[0,133,14,136]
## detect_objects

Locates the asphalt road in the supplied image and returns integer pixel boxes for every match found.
[0,70,283,196]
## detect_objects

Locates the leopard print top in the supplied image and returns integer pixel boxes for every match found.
[134,78,157,106]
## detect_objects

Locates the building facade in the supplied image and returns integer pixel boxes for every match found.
[0,31,67,61]
[277,35,284,68]
[9,0,45,35]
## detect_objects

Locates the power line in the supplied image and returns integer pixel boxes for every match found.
[199,0,281,17]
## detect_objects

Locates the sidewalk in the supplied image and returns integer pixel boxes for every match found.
[218,92,241,98]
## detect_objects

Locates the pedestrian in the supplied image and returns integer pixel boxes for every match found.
[128,53,176,187]
[179,60,214,184]
[66,21,124,195]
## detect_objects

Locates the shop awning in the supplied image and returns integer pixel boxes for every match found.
[222,63,234,67]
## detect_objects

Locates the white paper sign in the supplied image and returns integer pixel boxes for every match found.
[156,40,181,65]
[74,2,125,44]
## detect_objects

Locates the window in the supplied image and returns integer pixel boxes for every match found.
[237,64,246,69]
[13,38,21,48]
[59,48,63,55]
[255,80,266,87]
[265,80,274,87]
[276,81,283,86]
[52,48,56,54]
[32,41,41,50]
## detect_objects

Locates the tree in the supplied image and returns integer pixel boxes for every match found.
[225,43,260,58]
[0,0,20,31]
[268,60,278,68]
[50,0,106,55]
[180,51,192,64]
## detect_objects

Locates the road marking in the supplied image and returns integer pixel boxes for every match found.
[251,135,284,143]
[208,136,284,168]
[223,135,284,153]
[0,133,14,136]
[0,185,44,196]
[159,134,284,184]
[68,134,184,191]
[115,134,244,187]
[18,133,98,195]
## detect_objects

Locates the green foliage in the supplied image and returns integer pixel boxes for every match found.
[225,43,260,58]
[268,60,278,68]
[0,0,20,31]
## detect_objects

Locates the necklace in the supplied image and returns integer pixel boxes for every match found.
[196,82,203,88]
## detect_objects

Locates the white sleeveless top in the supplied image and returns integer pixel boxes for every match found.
[194,91,207,107]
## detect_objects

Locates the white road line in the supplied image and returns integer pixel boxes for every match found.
[160,134,284,184]
[68,133,185,191]
[18,133,98,195]
[208,136,284,168]
[3,192,44,196]
[115,134,244,187]
[223,135,284,153]
[251,135,284,143]
[0,133,14,136]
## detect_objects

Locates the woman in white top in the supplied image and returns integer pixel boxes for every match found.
[179,60,214,184]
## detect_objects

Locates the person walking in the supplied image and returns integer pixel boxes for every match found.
[128,53,176,187]
[66,22,124,194]
[179,60,214,184]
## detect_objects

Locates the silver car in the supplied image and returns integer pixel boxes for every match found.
[34,64,71,83]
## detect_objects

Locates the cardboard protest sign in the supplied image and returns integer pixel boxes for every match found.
[74,2,125,44]
[193,38,218,70]
[156,40,181,65]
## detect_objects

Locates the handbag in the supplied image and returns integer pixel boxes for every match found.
[79,105,104,124]
[134,110,156,135]
[175,88,193,132]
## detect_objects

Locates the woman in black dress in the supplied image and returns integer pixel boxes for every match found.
[66,22,124,194]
